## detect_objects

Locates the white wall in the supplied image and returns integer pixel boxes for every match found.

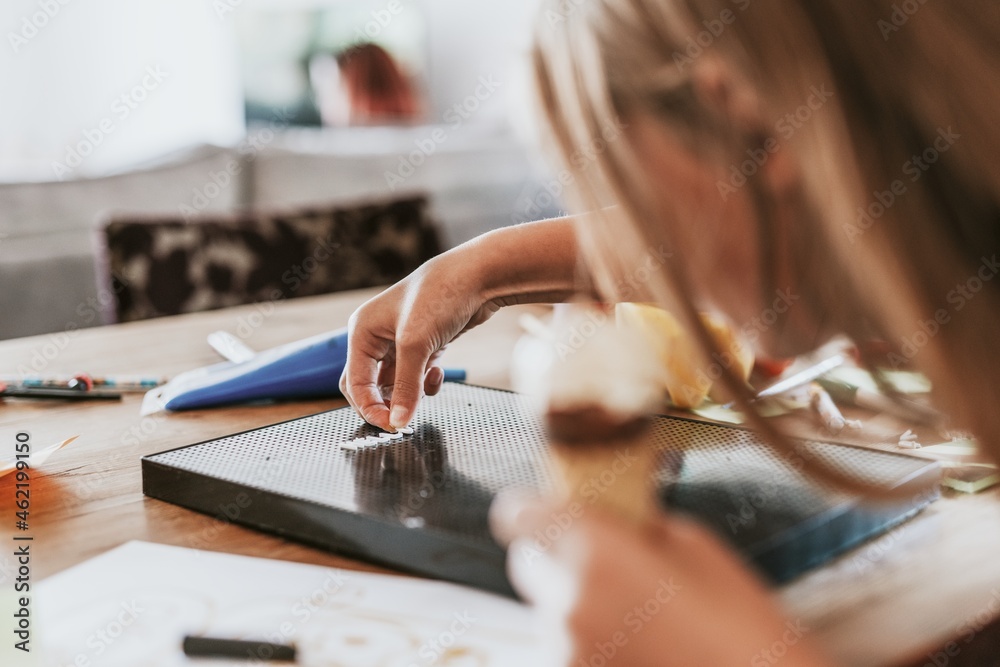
[0,0,246,182]
[0,0,544,183]
[420,0,539,122]
[0,0,559,340]
[234,0,542,125]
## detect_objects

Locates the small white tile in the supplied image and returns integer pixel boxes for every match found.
[397,427,415,435]
[382,432,404,440]
[340,441,359,451]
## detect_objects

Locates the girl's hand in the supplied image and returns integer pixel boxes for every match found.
[339,248,502,430]
[491,492,835,666]
[340,218,579,431]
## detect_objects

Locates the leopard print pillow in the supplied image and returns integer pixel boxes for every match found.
[101,196,440,323]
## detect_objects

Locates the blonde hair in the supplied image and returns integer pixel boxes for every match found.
[532,0,1000,491]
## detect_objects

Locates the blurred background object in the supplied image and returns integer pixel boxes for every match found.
[0,0,562,340]
[315,42,424,126]
[236,1,428,127]
[99,196,440,323]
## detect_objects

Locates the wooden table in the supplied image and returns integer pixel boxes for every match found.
[2,288,999,666]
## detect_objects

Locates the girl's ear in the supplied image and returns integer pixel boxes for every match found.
[690,56,760,134]
[690,58,800,197]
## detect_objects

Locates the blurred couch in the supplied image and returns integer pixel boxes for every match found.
[0,124,562,340]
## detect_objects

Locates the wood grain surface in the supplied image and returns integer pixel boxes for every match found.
[1,288,997,666]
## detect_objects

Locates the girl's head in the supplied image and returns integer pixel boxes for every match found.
[532,0,1000,477]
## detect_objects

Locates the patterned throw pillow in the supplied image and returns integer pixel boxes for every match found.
[100,196,440,323]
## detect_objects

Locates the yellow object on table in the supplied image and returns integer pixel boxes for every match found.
[616,303,755,409]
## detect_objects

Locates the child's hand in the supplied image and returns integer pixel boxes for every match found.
[491,492,835,667]
[339,249,499,431]
[340,218,579,431]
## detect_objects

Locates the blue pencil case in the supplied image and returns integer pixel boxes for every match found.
[141,329,352,414]
[141,330,467,415]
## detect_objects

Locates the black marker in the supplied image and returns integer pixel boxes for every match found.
[182,636,297,662]
[0,383,122,401]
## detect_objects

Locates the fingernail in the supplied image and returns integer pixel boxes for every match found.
[389,405,409,429]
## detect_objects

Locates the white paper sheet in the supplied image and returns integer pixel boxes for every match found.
[35,541,545,666]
